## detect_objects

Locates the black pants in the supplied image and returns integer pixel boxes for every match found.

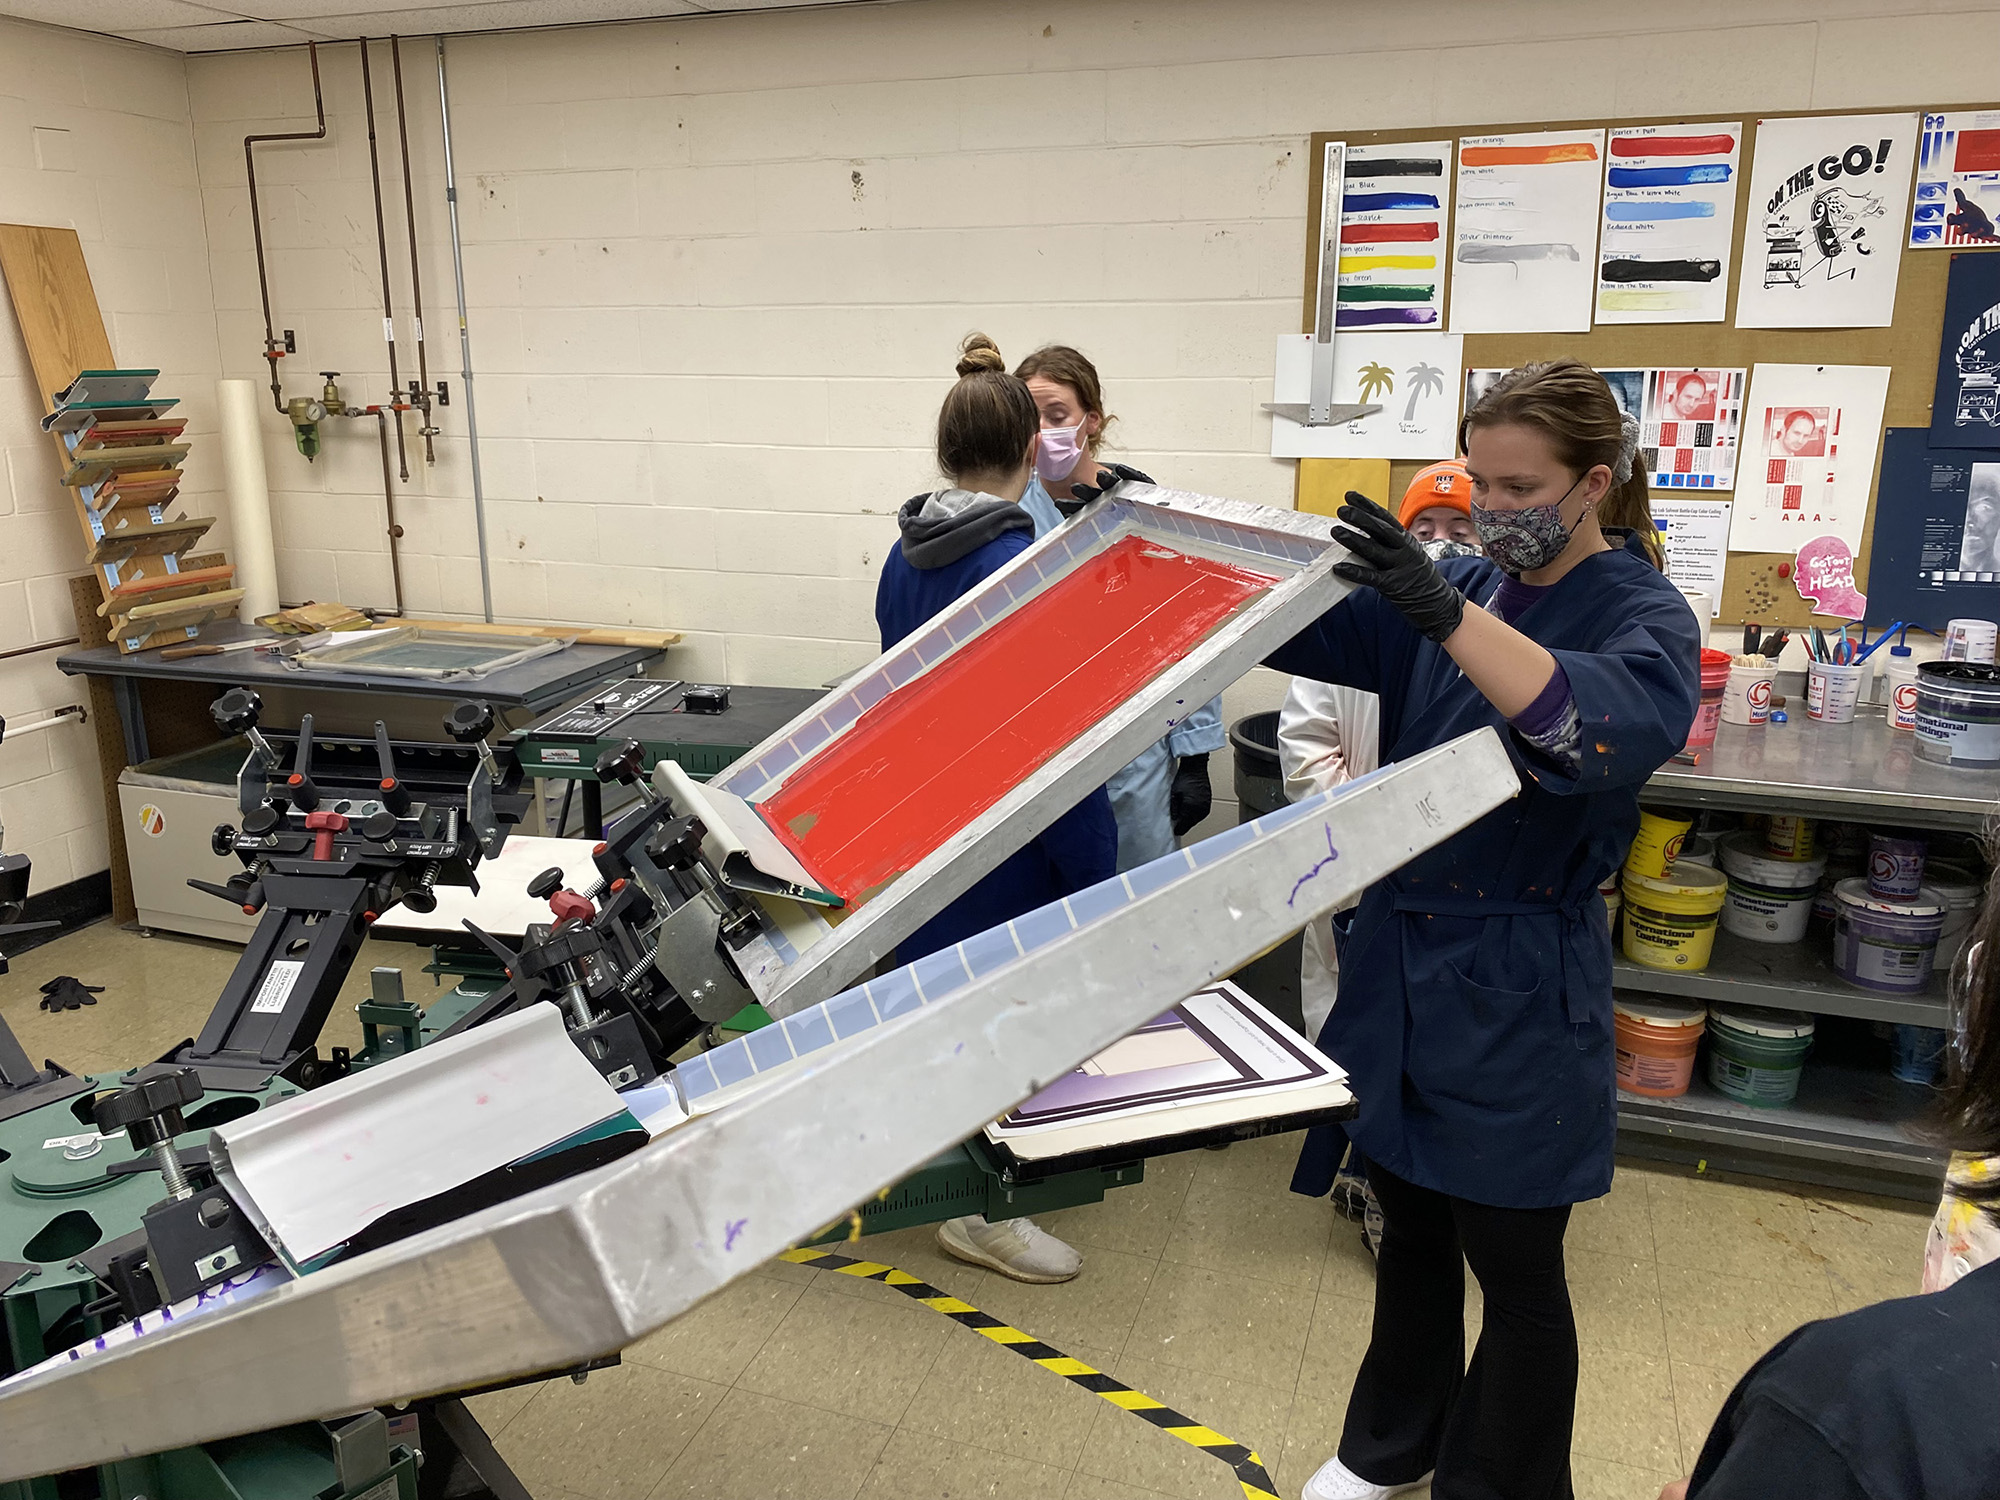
[1338,1163,1578,1500]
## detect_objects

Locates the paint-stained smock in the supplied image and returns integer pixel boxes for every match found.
[1022,475,1227,870]
[1267,531,1699,1208]
[876,488,1118,963]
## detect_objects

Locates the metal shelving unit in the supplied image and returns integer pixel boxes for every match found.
[1620,697,1998,1198]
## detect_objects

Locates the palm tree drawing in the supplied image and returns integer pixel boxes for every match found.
[1403,363,1445,422]
[1357,362,1395,404]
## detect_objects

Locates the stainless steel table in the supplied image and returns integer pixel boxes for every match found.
[1643,704,2000,833]
[59,622,663,765]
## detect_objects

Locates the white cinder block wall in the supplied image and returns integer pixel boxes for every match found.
[0,18,226,895]
[5,0,2000,889]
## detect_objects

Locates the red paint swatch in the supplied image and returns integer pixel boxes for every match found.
[1461,143,1600,167]
[1956,129,2000,174]
[759,535,1276,905]
[1609,133,1736,158]
[1341,223,1440,244]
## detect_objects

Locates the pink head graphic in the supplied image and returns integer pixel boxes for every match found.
[1793,535,1867,620]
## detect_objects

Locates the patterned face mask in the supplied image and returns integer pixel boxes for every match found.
[1470,473,1587,576]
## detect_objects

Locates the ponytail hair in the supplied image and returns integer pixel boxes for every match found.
[1461,358,1664,570]
[937,333,1040,482]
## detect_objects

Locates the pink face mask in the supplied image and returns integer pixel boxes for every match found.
[1034,422,1086,481]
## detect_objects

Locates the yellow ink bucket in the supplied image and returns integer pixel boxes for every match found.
[1624,809,1694,881]
[1620,862,1728,972]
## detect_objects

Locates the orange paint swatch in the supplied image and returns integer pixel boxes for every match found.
[1460,142,1601,167]
[759,535,1276,904]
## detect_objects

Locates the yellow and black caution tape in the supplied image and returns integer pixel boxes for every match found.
[780,1246,1280,1500]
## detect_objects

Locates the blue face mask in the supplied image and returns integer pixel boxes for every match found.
[1470,473,1587,576]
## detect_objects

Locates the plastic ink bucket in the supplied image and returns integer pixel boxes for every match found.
[1679,832,1717,868]
[1831,879,1947,994]
[1915,662,2000,769]
[1718,832,1824,944]
[1926,859,1986,967]
[1764,815,1817,861]
[1707,1005,1814,1107]
[1687,648,1732,748]
[1626,809,1694,880]
[1867,831,1927,900]
[1614,998,1706,1098]
[1890,1024,1948,1085]
[1621,863,1728,972]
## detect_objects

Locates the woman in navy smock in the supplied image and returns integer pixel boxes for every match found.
[1276,361,1700,1500]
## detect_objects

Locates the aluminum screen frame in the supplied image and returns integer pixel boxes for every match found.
[703,483,1349,1017]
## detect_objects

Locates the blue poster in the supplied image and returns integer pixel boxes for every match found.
[1932,252,2000,449]
[1866,427,2000,627]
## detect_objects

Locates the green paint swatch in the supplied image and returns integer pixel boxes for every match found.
[1336,284,1435,303]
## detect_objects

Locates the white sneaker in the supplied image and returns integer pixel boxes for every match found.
[935,1215,1082,1283]
[1301,1454,1433,1500]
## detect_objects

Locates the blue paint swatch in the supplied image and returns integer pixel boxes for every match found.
[1343,191,1442,213]
[1604,201,1715,222]
[1336,306,1439,327]
[1607,164,1733,188]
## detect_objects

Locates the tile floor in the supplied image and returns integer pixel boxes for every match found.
[0,921,1939,1500]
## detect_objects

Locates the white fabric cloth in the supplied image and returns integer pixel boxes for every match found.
[1278,677,1382,1041]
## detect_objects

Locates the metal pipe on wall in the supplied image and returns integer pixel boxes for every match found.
[371,407,406,615]
[358,38,410,483]
[244,41,327,416]
[390,35,435,466]
[435,36,495,623]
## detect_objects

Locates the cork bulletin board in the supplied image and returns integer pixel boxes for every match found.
[1296,108,2000,627]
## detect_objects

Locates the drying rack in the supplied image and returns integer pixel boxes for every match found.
[0,227,235,653]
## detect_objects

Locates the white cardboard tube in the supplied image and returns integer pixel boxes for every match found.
[217,378,279,624]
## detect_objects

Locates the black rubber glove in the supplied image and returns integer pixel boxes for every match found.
[1169,754,1212,836]
[1068,462,1156,507]
[38,976,102,1012]
[1330,492,1466,645]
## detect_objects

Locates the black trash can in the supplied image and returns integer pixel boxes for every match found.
[1225,711,1307,1035]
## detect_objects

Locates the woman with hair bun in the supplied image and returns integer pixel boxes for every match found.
[1270,360,1700,1500]
[875,333,1116,1286]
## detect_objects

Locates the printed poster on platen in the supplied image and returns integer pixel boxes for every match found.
[1451,128,1606,334]
[1271,331,1463,460]
[1931,253,2000,450]
[1728,363,1892,553]
[1642,368,1744,491]
[1337,141,1453,331]
[1911,111,2000,249]
[1596,123,1742,325]
[1734,113,1919,329]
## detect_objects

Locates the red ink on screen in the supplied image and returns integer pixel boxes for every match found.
[759,535,1276,904]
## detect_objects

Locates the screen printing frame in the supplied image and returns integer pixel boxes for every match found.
[702,483,1348,1017]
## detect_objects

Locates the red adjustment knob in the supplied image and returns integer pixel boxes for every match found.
[547,889,595,924]
[303,809,349,861]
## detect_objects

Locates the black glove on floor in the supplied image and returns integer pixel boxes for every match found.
[1068,462,1156,507]
[39,976,102,1012]
[1170,753,1213,837]
[1330,492,1466,645]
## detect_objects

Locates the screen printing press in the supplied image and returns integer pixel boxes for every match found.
[0,482,1528,1498]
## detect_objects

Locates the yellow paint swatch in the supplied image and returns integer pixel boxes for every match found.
[1598,288,1703,312]
[1297,458,1392,517]
[1338,253,1437,273]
